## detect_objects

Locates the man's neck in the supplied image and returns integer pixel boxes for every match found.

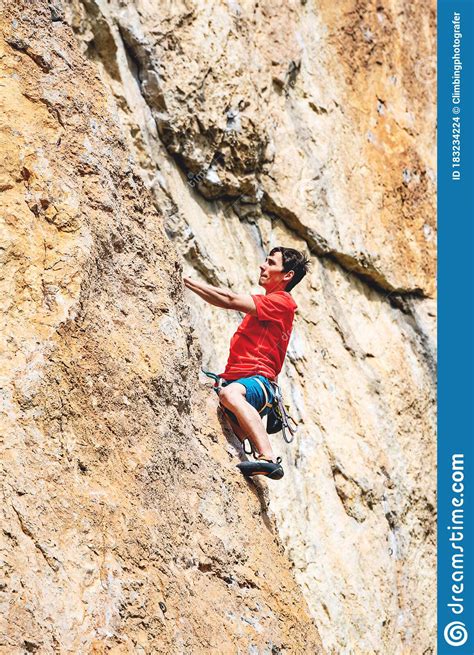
[264,282,288,295]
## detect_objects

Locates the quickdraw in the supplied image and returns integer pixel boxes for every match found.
[269,382,298,444]
[201,369,223,392]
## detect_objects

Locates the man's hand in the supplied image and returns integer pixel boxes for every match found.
[183,276,257,315]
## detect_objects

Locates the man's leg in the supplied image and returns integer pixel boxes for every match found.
[219,383,275,461]
[223,413,248,443]
[222,412,259,455]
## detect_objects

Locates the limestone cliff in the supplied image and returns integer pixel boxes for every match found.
[0,1,436,654]
[0,4,323,653]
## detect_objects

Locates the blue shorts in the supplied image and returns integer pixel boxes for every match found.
[218,375,275,427]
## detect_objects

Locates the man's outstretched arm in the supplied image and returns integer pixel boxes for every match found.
[184,277,257,315]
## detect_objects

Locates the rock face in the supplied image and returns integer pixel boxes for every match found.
[0,4,323,653]
[0,1,436,654]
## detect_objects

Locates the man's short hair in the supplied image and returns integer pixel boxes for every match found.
[270,246,310,291]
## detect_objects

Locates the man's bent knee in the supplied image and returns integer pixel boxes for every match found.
[219,383,246,410]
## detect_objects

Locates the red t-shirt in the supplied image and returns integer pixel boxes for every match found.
[220,291,298,381]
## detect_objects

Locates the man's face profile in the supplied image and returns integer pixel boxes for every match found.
[258,251,291,290]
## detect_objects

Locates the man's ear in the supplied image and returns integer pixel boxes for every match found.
[283,270,295,282]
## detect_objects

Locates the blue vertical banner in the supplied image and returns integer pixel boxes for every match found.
[438,0,474,653]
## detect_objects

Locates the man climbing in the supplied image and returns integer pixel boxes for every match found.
[184,247,309,480]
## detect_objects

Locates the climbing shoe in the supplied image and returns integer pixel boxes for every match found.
[237,456,284,480]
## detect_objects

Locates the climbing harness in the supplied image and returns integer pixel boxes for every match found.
[201,369,271,415]
[252,377,274,414]
[201,369,298,453]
